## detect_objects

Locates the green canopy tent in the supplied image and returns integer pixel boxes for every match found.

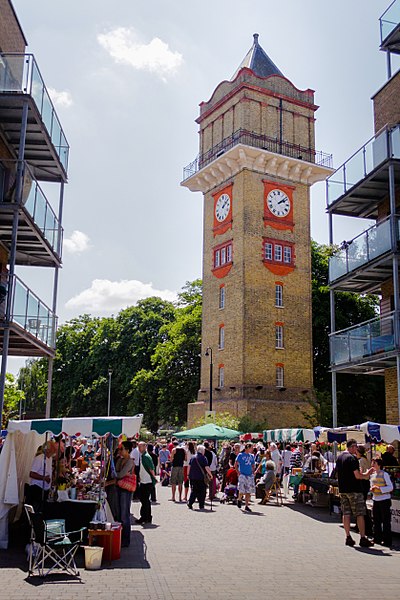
[175,423,241,440]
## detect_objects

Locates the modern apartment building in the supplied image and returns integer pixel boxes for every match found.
[0,0,69,418]
[328,1,400,425]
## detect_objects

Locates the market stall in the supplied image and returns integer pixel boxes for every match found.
[0,415,143,549]
[263,428,315,443]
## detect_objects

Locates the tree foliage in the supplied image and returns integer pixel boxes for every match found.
[2,373,25,428]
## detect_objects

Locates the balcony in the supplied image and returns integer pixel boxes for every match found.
[329,216,399,292]
[326,125,400,218]
[330,312,399,374]
[0,160,62,266]
[0,274,56,356]
[0,54,69,181]
[380,0,400,53]
[183,128,333,181]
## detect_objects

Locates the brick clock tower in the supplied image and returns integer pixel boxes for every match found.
[182,35,333,427]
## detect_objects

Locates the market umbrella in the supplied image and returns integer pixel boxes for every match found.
[174,423,241,440]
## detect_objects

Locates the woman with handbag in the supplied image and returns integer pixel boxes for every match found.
[115,441,136,547]
[187,444,213,510]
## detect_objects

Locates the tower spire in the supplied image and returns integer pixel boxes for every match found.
[232,34,284,80]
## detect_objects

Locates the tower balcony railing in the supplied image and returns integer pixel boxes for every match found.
[329,215,399,283]
[5,274,57,348]
[0,160,62,257]
[183,128,333,181]
[330,312,398,368]
[380,0,400,45]
[0,53,69,172]
[326,125,400,207]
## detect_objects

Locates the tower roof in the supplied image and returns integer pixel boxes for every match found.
[232,33,284,80]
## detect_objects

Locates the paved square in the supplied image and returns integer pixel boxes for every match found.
[1,485,399,600]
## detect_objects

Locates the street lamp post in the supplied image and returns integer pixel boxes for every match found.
[107,368,113,417]
[205,347,213,412]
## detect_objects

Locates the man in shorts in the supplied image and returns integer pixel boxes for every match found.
[235,443,255,512]
[335,438,374,547]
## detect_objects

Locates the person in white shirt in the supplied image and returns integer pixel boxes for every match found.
[28,441,57,511]
[370,457,394,547]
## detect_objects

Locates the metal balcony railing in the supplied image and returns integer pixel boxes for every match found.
[0,53,69,172]
[326,125,400,207]
[183,128,333,181]
[380,0,400,44]
[0,160,62,257]
[330,312,397,368]
[6,274,57,348]
[329,216,399,282]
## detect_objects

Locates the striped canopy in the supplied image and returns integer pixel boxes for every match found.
[263,428,315,443]
[7,415,143,438]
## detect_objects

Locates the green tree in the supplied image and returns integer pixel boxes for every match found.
[128,280,202,430]
[2,373,25,428]
[18,358,48,415]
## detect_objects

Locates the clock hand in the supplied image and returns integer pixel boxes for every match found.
[278,199,287,205]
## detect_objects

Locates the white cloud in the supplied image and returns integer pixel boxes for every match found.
[66,279,177,313]
[48,87,73,108]
[63,231,91,254]
[97,27,183,79]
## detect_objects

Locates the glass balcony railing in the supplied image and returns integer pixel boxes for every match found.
[329,216,398,282]
[0,54,69,172]
[380,0,400,44]
[330,312,397,367]
[8,274,56,348]
[326,125,400,207]
[0,160,62,257]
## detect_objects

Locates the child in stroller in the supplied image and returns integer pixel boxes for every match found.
[220,463,238,504]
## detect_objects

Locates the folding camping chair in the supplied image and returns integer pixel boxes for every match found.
[24,504,86,577]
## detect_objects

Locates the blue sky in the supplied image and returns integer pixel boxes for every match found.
[8,0,396,352]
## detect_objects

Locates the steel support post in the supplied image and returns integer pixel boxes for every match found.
[0,100,29,424]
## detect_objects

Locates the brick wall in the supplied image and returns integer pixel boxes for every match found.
[373,70,400,133]
[0,0,26,53]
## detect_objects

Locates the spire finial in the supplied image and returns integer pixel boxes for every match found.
[253,33,259,45]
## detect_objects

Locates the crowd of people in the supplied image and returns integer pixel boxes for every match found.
[25,434,399,551]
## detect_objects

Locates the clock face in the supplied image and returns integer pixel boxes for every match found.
[267,189,291,218]
[215,193,231,222]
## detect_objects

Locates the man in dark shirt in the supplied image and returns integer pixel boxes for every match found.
[187,445,212,510]
[381,445,399,467]
[335,438,373,547]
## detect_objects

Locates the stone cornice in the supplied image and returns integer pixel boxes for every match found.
[181,144,334,193]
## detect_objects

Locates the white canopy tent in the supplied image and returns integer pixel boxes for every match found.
[0,415,143,549]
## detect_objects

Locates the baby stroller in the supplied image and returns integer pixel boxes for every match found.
[220,484,238,504]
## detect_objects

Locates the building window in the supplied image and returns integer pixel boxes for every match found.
[275,324,284,349]
[275,284,283,307]
[219,325,225,350]
[283,246,292,264]
[276,365,284,388]
[218,365,225,388]
[274,244,282,262]
[263,239,295,268]
[213,241,233,269]
[219,285,225,309]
